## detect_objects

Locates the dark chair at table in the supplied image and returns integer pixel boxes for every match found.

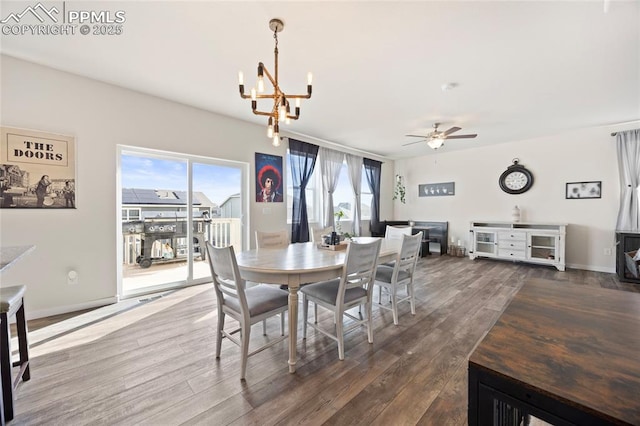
[205,242,289,380]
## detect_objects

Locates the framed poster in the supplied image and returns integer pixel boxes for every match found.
[1,126,76,208]
[565,181,601,199]
[255,152,283,202]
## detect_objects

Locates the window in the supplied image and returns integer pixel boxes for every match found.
[360,170,372,221]
[286,153,371,225]
[333,163,372,221]
[286,151,320,224]
[122,208,141,221]
[333,163,353,219]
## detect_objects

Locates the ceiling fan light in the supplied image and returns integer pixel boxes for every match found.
[427,138,444,150]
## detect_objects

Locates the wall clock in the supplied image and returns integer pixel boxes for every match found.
[499,159,534,194]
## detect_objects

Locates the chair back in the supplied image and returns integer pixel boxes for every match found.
[338,239,382,303]
[205,242,248,316]
[394,232,423,278]
[255,230,289,248]
[385,225,413,240]
[311,226,333,244]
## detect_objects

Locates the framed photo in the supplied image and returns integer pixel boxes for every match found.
[1,126,76,209]
[565,181,601,199]
[255,152,283,202]
[418,182,455,197]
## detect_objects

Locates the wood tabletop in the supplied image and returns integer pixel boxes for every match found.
[236,238,401,274]
[469,278,640,424]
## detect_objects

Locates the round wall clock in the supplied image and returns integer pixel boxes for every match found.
[499,159,534,194]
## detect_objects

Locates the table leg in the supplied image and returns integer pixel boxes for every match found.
[287,285,299,373]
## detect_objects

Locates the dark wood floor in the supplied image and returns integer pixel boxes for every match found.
[9,256,638,425]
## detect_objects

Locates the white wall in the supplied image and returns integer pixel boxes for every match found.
[2,54,626,318]
[0,56,391,318]
[393,128,624,272]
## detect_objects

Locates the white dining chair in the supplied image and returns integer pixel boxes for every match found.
[374,232,422,325]
[301,239,381,360]
[255,230,289,248]
[311,225,333,245]
[255,229,291,295]
[205,242,289,380]
[384,225,413,240]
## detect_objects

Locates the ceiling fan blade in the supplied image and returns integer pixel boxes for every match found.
[405,134,429,138]
[402,139,427,146]
[445,134,477,139]
[443,126,462,136]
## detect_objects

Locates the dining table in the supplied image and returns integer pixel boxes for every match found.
[235,237,401,373]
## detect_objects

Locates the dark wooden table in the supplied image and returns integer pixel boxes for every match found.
[468,278,640,425]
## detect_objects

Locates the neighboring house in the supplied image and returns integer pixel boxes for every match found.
[121,188,220,220]
[219,193,241,218]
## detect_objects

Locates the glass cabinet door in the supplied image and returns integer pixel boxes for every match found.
[528,234,558,262]
[475,231,497,256]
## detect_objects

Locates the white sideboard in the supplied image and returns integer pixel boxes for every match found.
[469,221,567,271]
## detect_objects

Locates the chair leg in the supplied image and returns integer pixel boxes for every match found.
[1,313,14,421]
[408,281,416,315]
[216,311,225,358]
[280,312,285,336]
[378,285,382,304]
[314,302,318,324]
[391,286,399,325]
[240,322,251,381]
[16,302,30,381]
[366,302,374,344]
[336,312,345,360]
[262,319,267,336]
[302,295,308,339]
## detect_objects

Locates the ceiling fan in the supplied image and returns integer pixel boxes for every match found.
[403,123,477,150]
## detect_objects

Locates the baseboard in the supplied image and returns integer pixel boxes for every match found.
[566,263,616,274]
[27,296,118,320]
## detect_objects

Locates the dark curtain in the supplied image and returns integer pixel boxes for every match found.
[363,158,382,234]
[289,139,319,242]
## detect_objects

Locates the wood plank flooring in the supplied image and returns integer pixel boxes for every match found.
[9,256,638,425]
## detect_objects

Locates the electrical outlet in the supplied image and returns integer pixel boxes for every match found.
[604,248,612,256]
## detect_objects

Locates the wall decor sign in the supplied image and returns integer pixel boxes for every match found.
[255,152,283,202]
[419,182,455,197]
[565,181,601,199]
[1,126,76,209]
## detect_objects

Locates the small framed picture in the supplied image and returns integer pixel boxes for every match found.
[418,182,455,197]
[565,181,601,199]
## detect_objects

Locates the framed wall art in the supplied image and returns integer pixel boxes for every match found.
[419,182,455,197]
[255,152,283,202]
[565,181,601,199]
[1,126,76,209]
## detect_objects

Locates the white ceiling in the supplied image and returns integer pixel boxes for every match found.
[1,1,639,159]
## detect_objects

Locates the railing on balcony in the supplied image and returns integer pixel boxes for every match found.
[122,217,243,265]
[209,218,243,249]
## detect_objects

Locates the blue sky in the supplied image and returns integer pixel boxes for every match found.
[121,154,241,205]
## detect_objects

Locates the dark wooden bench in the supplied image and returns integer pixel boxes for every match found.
[371,220,448,256]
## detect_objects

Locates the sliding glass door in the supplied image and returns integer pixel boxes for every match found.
[118,146,247,298]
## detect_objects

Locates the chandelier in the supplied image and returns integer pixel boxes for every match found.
[238,18,313,147]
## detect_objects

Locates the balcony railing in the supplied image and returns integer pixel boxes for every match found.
[122,217,243,265]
